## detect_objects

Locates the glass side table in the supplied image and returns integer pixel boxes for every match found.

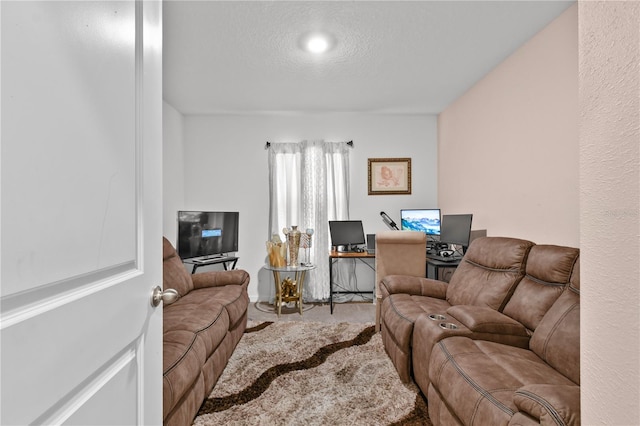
[264,264,316,317]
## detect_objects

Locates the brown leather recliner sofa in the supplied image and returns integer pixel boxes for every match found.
[162,237,249,426]
[378,235,580,425]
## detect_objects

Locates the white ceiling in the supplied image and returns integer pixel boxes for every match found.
[163,1,574,115]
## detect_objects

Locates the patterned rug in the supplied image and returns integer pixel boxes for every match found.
[193,321,432,425]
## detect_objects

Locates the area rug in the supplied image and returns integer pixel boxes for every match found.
[193,321,432,426]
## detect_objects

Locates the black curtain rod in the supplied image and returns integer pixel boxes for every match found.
[265,141,353,149]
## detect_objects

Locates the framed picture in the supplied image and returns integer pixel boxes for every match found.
[368,157,412,195]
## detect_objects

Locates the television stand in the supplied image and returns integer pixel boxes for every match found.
[183,255,238,274]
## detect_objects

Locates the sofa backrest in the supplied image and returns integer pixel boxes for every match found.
[375,231,427,300]
[529,257,580,384]
[503,245,579,332]
[446,237,535,311]
[163,237,194,297]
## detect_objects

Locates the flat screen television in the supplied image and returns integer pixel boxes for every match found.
[439,214,473,253]
[400,209,441,237]
[177,211,239,259]
[329,220,365,252]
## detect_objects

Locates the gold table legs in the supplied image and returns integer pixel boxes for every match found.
[272,269,308,317]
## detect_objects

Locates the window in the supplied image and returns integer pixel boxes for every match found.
[268,140,350,301]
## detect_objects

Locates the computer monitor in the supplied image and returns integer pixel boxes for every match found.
[400,209,441,237]
[329,220,366,252]
[439,214,473,253]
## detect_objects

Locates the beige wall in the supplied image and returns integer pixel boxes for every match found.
[580,1,640,423]
[438,4,579,246]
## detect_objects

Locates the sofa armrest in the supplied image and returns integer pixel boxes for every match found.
[191,269,250,290]
[446,305,530,336]
[380,275,447,299]
[512,384,580,426]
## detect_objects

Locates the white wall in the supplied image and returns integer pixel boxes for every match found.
[176,113,437,301]
[162,101,185,246]
[438,4,579,247]
[580,1,640,423]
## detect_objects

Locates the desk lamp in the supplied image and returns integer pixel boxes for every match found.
[380,211,399,230]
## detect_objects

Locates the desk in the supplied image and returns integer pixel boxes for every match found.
[183,256,238,274]
[264,264,316,317]
[426,257,461,282]
[329,251,375,314]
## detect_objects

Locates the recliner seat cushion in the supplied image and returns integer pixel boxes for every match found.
[429,337,576,425]
[189,284,249,330]
[164,296,230,358]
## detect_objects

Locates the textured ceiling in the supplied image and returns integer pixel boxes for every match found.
[163,1,574,115]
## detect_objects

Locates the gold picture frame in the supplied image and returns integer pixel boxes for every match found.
[368,158,412,195]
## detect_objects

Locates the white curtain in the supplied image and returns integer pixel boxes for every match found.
[268,140,350,301]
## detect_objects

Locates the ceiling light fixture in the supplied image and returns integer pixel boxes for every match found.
[307,35,329,53]
[300,32,335,54]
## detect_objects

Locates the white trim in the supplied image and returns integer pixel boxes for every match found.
[0,266,141,329]
[43,348,137,425]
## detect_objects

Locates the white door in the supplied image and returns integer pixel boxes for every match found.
[1,1,163,425]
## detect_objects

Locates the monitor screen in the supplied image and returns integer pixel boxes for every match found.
[439,214,473,248]
[329,220,365,251]
[177,211,239,259]
[202,228,222,238]
[400,209,441,236]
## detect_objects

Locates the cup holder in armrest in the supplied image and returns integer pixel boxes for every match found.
[429,314,447,321]
[439,322,458,330]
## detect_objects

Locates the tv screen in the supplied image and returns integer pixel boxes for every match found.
[400,209,441,236]
[440,214,473,249]
[329,220,365,252]
[177,211,239,259]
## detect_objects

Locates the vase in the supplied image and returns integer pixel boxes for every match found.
[303,228,314,266]
[287,226,301,266]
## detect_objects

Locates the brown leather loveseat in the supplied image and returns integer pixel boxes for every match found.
[378,235,580,425]
[162,237,249,426]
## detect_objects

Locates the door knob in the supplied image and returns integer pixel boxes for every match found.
[151,286,179,307]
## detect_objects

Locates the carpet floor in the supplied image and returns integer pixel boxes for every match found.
[193,321,432,426]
